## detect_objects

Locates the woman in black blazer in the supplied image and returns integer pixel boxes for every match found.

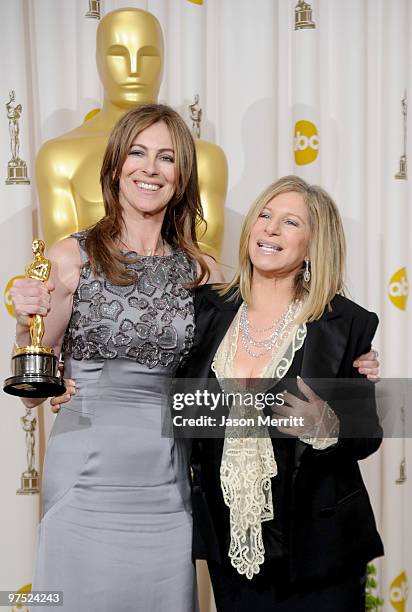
[178,175,383,611]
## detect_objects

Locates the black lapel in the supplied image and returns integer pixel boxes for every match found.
[300,312,352,379]
[200,288,240,365]
[294,310,353,467]
[184,286,240,379]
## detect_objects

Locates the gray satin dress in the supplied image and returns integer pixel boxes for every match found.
[32,232,198,611]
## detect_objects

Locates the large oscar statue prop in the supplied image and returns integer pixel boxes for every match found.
[36,8,227,258]
[4,240,66,398]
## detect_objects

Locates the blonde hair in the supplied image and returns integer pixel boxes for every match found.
[219,175,346,322]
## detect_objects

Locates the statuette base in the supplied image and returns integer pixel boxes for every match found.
[395,156,407,180]
[6,159,30,185]
[296,21,316,30]
[85,0,100,19]
[15,345,54,356]
[4,351,65,398]
[17,469,40,495]
[295,14,315,29]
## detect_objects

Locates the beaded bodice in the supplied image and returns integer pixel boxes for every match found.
[63,232,195,371]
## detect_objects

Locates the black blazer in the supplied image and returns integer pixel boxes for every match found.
[177,285,384,582]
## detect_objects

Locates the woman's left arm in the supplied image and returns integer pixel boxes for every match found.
[198,255,224,283]
[273,312,382,460]
[337,311,382,458]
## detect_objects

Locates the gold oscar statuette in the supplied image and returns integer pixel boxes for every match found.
[395,91,408,180]
[189,94,202,139]
[396,403,407,484]
[295,0,316,30]
[17,407,40,494]
[3,240,66,398]
[5,90,30,185]
[396,459,407,484]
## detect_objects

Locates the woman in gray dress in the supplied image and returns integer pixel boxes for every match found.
[10,104,221,611]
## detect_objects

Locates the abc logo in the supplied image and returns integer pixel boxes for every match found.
[388,267,409,311]
[3,275,24,318]
[294,120,319,165]
[389,571,409,611]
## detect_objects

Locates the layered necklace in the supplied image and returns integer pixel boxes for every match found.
[239,300,301,358]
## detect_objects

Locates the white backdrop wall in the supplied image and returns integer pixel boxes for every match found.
[0,1,411,611]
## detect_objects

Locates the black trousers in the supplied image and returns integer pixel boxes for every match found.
[208,559,366,612]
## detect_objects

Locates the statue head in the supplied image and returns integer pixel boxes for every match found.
[96,8,164,108]
[32,239,45,256]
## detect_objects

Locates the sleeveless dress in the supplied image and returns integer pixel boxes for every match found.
[32,232,198,611]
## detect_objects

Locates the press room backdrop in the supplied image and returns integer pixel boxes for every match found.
[0,1,411,611]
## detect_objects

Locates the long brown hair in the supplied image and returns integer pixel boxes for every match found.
[219,175,346,323]
[85,104,208,285]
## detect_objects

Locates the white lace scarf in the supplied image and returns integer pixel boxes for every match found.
[212,303,307,579]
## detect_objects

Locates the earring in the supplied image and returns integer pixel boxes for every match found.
[303,258,311,283]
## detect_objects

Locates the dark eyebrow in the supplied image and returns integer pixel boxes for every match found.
[129,144,174,154]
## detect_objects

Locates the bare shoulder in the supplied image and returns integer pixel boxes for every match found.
[47,237,82,294]
[197,254,224,284]
[48,236,81,262]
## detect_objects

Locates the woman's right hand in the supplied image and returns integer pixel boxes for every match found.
[10,277,54,330]
[50,379,76,414]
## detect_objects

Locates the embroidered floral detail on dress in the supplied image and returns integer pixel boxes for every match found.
[120,319,134,332]
[158,325,178,350]
[104,280,135,299]
[113,333,132,347]
[128,297,149,310]
[79,280,102,302]
[62,231,195,369]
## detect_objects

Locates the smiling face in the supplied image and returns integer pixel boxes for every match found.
[118,121,176,219]
[248,191,311,279]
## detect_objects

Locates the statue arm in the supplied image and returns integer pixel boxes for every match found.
[36,141,80,247]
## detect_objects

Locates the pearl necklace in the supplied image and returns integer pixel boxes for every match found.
[239,300,300,358]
